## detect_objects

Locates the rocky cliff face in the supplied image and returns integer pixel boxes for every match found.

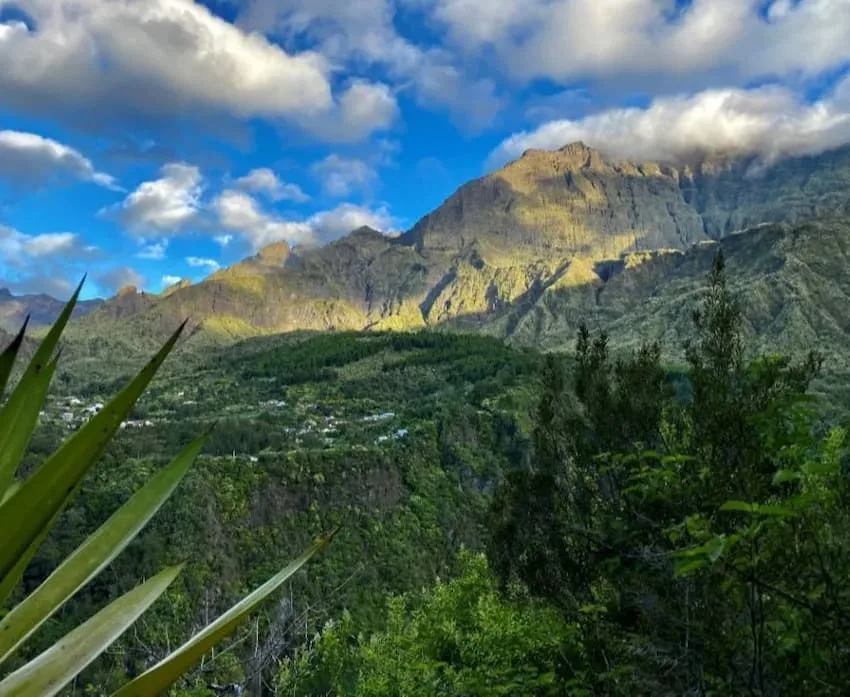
[67,142,850,350]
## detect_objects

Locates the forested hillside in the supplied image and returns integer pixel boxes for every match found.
[11,331,541,694]
[6,252,848,695]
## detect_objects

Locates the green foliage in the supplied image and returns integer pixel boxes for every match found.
[12,249,850,695]
[277,552,586,697]
[489,250,845,695]
[9,327,537,693]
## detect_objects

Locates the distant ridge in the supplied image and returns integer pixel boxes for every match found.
[42,141,850,393]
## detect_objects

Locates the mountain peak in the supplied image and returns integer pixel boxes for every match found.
[349,225,385,240]
[254,241,290,266]
[511,140,608,175]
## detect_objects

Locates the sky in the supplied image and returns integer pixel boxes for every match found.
[1,0,849,299]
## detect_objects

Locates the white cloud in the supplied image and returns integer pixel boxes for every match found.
[214,234,234,247]
[428,0,850,90]
[95,267,146,293]
[5,275,76,299]
[186,256,221,272]
[137,240,169,260]
[0,225,94,265]
[235,168,309,202]
[310,202,396,239]
[238,0,501,127]
[310,154,377,197]
[161,274,183,289]
[0,130,119,189]
[212,189,315,249]
[489,79,850,167]
[0,0,395,141]
[431,0,529,45]
[104,163,203,234]
[296,81,399,143]
[212,188,395,250]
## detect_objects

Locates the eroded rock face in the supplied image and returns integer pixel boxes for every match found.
[68,143,850,343]
[405,143,850,261]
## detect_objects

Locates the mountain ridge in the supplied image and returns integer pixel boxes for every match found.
[0,287,102,333]
[18,142,850,382]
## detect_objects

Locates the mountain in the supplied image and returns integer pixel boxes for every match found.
[63,143,850,373]
[0,287,102,333]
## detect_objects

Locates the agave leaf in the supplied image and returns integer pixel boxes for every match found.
[111,532,337,697]
[0,321,186,583]
[0,316,30,397]
[0,353,60,497]
[0,565,182,697]
[0,521,51,608]
[0,276,83,495]
[0,430,209,665]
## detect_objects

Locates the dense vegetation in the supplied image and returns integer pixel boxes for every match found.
[9,330,541,695]
[5,252,848,695]
[259,253,849,696]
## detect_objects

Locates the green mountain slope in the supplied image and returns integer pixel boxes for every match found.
[470,218,850,360]
[59,143,850,374]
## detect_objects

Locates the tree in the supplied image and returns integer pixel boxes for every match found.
[487,251,836,694]
[277,552,586,697]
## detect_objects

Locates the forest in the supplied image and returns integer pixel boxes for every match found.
[3,251,848,696]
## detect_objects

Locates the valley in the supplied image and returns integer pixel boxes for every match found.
[6,142,850,696]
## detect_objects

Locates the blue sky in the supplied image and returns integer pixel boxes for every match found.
[1,0,849,299]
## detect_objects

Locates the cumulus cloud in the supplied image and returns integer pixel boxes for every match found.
[212,188,395,250]
[235,168,309,202]
[0,0,395,141]
[96,266,146,293]
[103,163,203,234]
[296,81,399,143]
[310,202,396,239]
[0,225,95,265]
[186,256,221,272]
[428,0,850,90]
[137,240,169,260]
[0,273,78,299]
[214,234,234,247]
[0,130,119,189]
[0,222,101,297]
[237,0,502,127]
[310,155,377,197]
[489,79,850,167]
[213,189,315,249]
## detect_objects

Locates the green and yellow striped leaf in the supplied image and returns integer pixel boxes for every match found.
[111,532,337,697]
[0,431,209,664]
[0,565,182,697]
[0,320,186,583]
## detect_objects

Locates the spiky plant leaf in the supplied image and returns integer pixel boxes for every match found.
[0,431,209,664]
[0,316,29,397]
[110,532,337,697]
[0,278,83,495]
[0,353,59,498]
[0,565,182,697]
[0,320,186,583]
